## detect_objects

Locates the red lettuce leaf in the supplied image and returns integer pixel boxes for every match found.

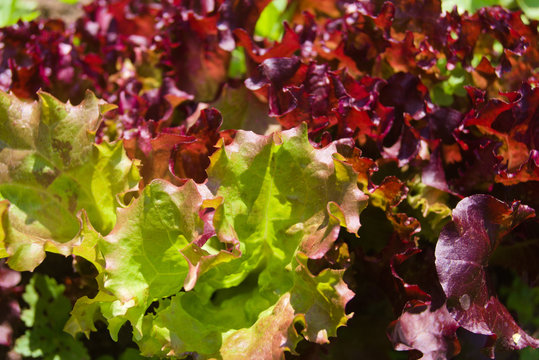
[388,302,460,360]
[435,194,539,353]
[464,84,539,171]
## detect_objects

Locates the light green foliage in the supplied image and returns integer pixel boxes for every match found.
[227,46,247,79]
[0,0,38,27]
[65,180,231,341]
[254,0,294,41]
[517,0,539,19]
[430,58,469,106]
[69,125,367,359]
[0,91,139,271]
[14,274,89,360]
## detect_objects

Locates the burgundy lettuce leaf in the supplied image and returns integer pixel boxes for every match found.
[245,57,395,147]
[464,84,539,172]
[335,73,394,143]
[444,6,539,91]
[357,171,435,311]
[358,208,445,317]
[245,56,303,93]
[111,76,194,135]
[388,302,460,360]
[304,0,539,93]
[390,0,442,33]
[314,4,392,76]
[435,194,539,353]
[170,107,224,182]
[123,124,194,187]
[73,0,158,64]
[383,211,448,308]
[379,72,428,123]
[378,72,429,165]
[156,0,277,102]
[155,9,230,102]
[389,247,432,305]
[77,0,159,42]
[435,83,539,194]
[422,107,463,146]
[71,0,159,96]
[421,148,452,193]
[245,56,304,118]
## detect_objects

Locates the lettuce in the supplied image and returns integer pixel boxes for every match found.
[0,90,139,271]
[67,124,366,359]
[0,0,538,358]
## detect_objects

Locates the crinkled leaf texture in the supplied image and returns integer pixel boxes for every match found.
[0,90,139,271]
[64,179,226,340]
[68,124,367,359]
[435,194,539,353]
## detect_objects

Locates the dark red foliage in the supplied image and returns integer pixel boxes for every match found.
[0,20,88,101]
[435,195,539,353]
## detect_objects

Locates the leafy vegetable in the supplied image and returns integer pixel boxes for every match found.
[0,0,538,358]
[0,90,139,271]
[435,194,539,351]
[68,124,366,359]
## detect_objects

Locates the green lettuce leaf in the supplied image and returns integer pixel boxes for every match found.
[66,180,238,341]
[0,90,139,271]
[131,124,367,358]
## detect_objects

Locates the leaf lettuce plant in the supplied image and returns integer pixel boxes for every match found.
[66,124,367,359]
